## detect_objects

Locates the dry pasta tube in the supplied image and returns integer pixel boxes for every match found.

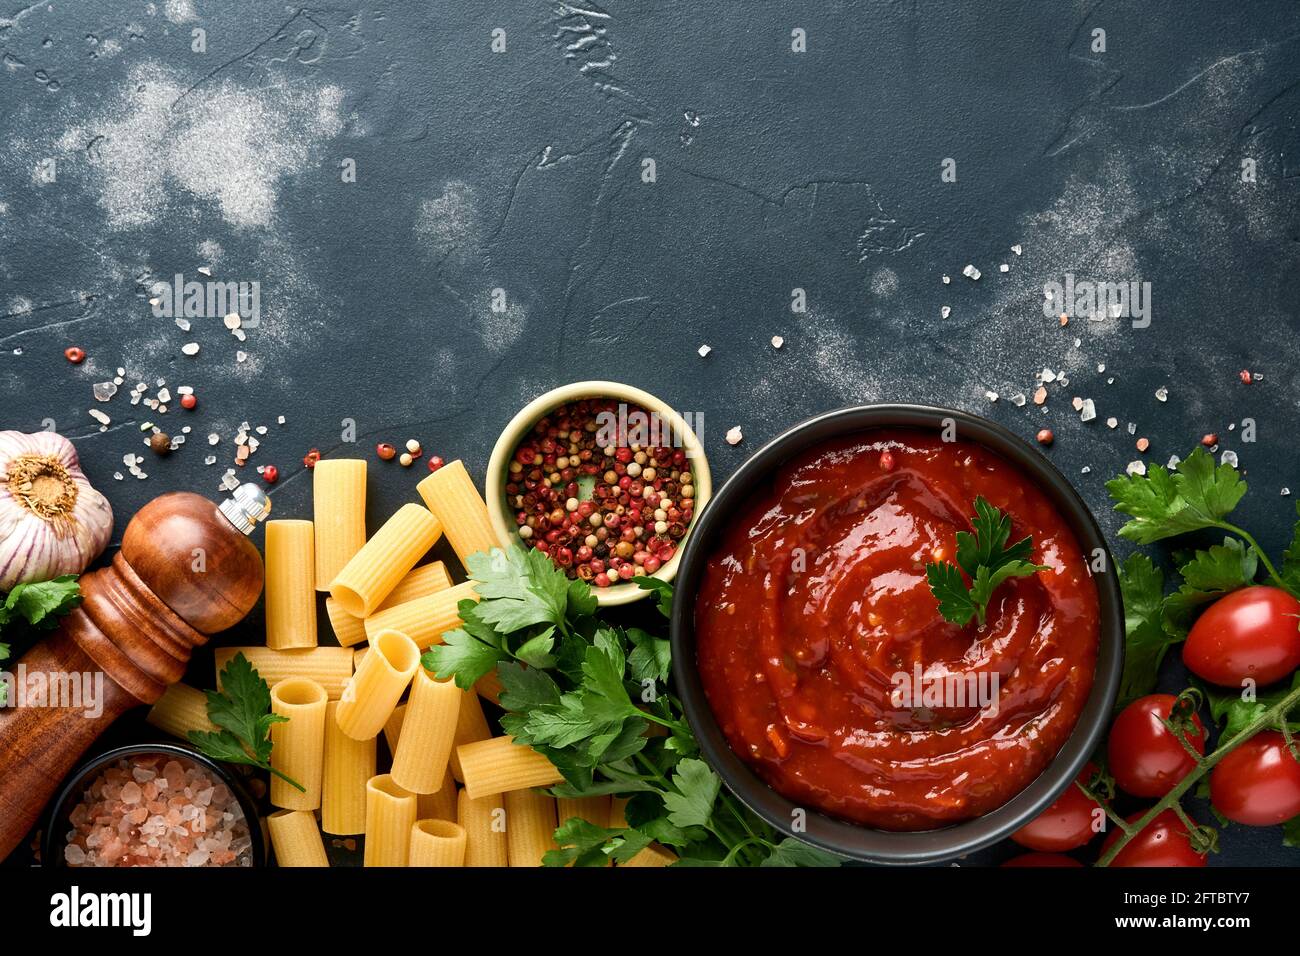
[457,790,507,867]
[457,735,564,800]
[416,459,500,567]
[364,774,417,867]
[557,795,611,829]
[264,520,317,649]
[409,819,467,867]
[216,646,355,700]
[379,561,452,609]
[145,683,216,740]
[364,581,479,650]
[268,810,330,868]
[335,629,420,740]
[325,596,368,648]
[475,669,503,707]
[505,788,557,867]
[330,503,443,617]
[391,667,461,793]
[620,843,679,867]
[313,459,367,591]
[450,689,492,782]
[382,703,406,754]
[417,767,457,822]
[322,701,375,835]
[353,646,369,672]
[270,678,328,811]
[608,797,630,828]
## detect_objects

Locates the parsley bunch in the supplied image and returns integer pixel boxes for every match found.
[422,547,841,867]
[0,575,82,704]
[925,497,1048,627]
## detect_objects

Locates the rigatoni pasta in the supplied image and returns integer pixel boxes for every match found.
[364,581,479,650]
[313,459,367,591]
[322,701,375,835]
[268,810,330,868]
[408,819,467,867]
[380,561,452,609]
[457,790,507,867]
[216,646,355,700]
[417,767,457,822]
[364,774,417,867]
[335,629,420,740]
[457,735,564,800]
[450,690,492,782]
[145,683,216,740]
[390,667,461,793]
[325,596,368,647]
[264,519,317,649]
[269,678,327,811]
[416,459,499,567]
[382,703,406,755]
[329,503,443,617]
[620,844,678,867]
[557,795,611,829]
[505,788,557,867]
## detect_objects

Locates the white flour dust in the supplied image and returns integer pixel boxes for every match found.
[50,62,343,230]
[163,0,198,24]
[415,181,483,271]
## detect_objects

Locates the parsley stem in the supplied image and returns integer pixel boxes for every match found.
[1095,679,1300,866]
[266,765,306,792]
[1218,522,1297,599]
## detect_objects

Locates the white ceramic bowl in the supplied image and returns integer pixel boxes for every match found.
[486,381,712,606]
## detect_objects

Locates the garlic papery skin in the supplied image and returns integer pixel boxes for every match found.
[0,431,113,591]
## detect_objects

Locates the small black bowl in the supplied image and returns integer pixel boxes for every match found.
[42,742,266,867]
[670,404,1124,865]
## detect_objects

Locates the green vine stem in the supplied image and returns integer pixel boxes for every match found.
[1095,680,1300,866]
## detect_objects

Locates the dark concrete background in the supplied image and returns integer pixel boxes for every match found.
[2,1,1298,866]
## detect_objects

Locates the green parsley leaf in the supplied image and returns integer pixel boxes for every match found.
[1106,446,1247,544]
[1281,502,1300,594]
[1115,552,1177,708]
[926,498,1046,627]
[2,575,82,630]
[627,627,672,684]
[1163,538,1257,630]
[580,629,634,709]
[1283,815,1300,850]
[633,575,674,617]
[760,838,844,867]
[422,627,508,689]
[663,758,721,829]
[496,660,562,710]
[514,627,558,669]
[188,652,303,791]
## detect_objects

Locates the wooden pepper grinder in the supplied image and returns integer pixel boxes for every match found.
[0,483,269,859]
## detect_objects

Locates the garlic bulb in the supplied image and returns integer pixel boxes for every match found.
[0,431,113,591]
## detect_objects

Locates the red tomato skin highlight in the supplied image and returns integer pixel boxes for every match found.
[1183,586,1300,687]
[1011,763,1102,852]
[1103,809,1207,867]
[1210,731,1300,826]
[1002,852,1083,867]
[1108,694,1206,799]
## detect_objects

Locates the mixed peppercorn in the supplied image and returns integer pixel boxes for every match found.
[507,399,695,587]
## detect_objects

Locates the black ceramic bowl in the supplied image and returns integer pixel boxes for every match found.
[42,742,265,867]
[670,404,1124,865]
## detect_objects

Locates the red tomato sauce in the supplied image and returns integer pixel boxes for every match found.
[695,430,1099,830]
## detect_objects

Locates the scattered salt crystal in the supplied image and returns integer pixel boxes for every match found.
[1126,460,1147,476]
[1071,397,1084,411]
[1127,422,1136,435]
[222,312,241,330]
[941,306,951,319]
[88,409,111,425]
[1011,244,1022,255]
[1154,386,1168,402]
[1221,450,1239,468]
[198,266,212,277]
[1080,399,1096,422]
[1107,377,1115,385]
[277,415,286,425]
[725,426,743,446]
[204,455,216,465]
[181,343,200,356]
[1105,417,1118,429]
[1010,393,1026,407]
[255,426,268,435]
[985,390,999,402]
[1167,454,1182,469]
[1097,363,1106,373]
[1081,466,1091,474]
[236,351,248,363]
[999,263,1009,273]
[208,433,220,445]
[232,329,246,342]
[1040,368,1056,383]
[697,344,711,358]
[771,336,784,349]
[941,275,951,284]
[93,381,118,402]
[113,472,124,481]
[962,264,981,281]
[175,318,191,332]
[157,388,172,404]
[1283,488,1291,497]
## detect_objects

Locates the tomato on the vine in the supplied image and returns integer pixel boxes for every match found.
[1183,586,1300,687]
[1002,852,1083,867]
[1209,730,1300,825]
[1103,809,1208,867]
[1108,694,1207,798]
[1011,763,1102,852]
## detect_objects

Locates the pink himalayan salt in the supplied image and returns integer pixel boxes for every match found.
[63,755,253,868]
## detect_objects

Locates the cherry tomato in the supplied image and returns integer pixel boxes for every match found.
[1011,763,1102,851]
[1209,731,1300,825]
[1108,694,1206,798]
[1002,852,1083,867]
[1183,586,1300,687]
[1103,809,1207,867]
